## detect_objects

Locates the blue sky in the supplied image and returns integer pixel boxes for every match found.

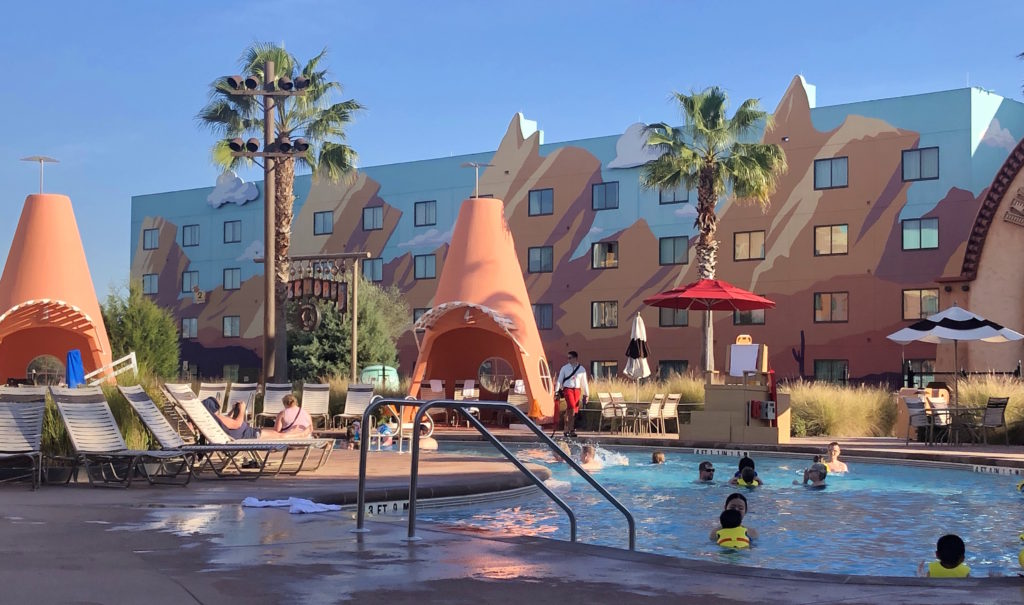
[1,0,1022,298]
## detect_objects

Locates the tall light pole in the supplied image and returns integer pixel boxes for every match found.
[20,156,59,194]
[224,62,309,381]
[459,161,494,197]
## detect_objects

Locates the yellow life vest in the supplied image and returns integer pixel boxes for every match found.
[736,478,760,487]
[927,561,970,578]
[716,526,751,549]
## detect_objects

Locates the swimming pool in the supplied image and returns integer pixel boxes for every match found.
[422,443,1024,577]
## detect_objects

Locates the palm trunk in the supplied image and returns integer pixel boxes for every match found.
[274,158,296,379]
[696,165,718,373]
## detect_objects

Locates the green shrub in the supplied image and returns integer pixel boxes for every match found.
[101,282,180,378]
[950,374,1024,443]
[783,380,896,437]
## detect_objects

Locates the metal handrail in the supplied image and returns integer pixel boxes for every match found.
[355,398,574,542]
[410,399,635,550]
[354,398,636,551]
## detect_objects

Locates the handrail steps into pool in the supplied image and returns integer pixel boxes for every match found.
[354,397,636,551]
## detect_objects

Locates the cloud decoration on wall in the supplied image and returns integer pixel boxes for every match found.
[981,118,1017,152]
[607,123,663,169]
[674,205,697,218]
[236,240,264,262]
[398,227,453,249]
[207,171,260,208]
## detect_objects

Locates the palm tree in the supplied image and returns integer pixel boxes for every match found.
[641,86,787,372]
[197,42,363,375]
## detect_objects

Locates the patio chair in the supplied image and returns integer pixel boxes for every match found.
[964,397,1010,445]
[256,383,293,427]
[333,383,378,429]
[164,385,334,473]
[637,394,665,434]
[119,385,288,479]
[300,383,331,429]
[197,382,228,408]
[903,396,934,445]
[451,379,480,427]
[225,383,259,423]
[50,386,194,487]
[596,393,625,434]
[661,394,682,433]
[417,380,449,427]
[0,386,47,489]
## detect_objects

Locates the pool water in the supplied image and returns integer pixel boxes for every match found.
[422,443,1024,577]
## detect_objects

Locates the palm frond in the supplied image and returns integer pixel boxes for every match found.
[241,42,297,80]
[724,142,788,207]
[729,98,771,138]
[315,142,358,183]
[210,139,250,171]
[303,99,364,142]
[196,99,248,135]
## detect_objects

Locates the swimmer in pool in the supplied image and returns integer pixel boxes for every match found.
[722,493,759,539]
[580,444,603,471]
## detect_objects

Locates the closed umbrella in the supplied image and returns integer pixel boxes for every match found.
[65,349,85,388]
[887,304,1023,412]
[623,313,651,403]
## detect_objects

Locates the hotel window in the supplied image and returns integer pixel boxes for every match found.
[181,270,199,294]
[591,360,618,379]
[182,224,200,247]
[223,316,240,338]
[532,303,553,330]
[907,359,936,388]
[659,185,688,205]
[362,206,383,231]
[591,301,618,329]
[813,157,848,190]
[814,359,848,384]
[413,307,429,322]
[314,211,333,235]
[814,291,849,323]
[414,201,437,227]
[733,230,765,261]
[142,274,158,295]
[528,188,554,216]
[659,236,688,265]
[223,268,241,290]
[414,254,436,279]
[902,218,939,250]
[223,220,241,243]
[362,258,383,282]
[902,288,939,320]
[659,308,688,327]
[591,241,619,269]
[592,181,619,210]
[814,224,848,256]
[142,228,159,250]
[658,360,688,379]
[734,308,765,325]
[902,147,939,182]
[223,364,240,381]
[528,246,553,273]
[181,317,198,339]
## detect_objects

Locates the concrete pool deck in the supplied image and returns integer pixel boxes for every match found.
[2,442,1023,603]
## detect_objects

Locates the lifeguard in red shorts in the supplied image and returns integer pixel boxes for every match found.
[556,350,589,438]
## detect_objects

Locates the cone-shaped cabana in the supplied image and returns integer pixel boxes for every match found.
[0,194,112,382]
[409,197,555,421]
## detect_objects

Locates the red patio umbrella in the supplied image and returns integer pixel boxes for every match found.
[643,279,776,311]
[643,278,775,372]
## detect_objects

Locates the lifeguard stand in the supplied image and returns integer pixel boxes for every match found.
[724,334,769,386]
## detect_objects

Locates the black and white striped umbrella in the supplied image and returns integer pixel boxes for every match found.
[887,305,1022,409]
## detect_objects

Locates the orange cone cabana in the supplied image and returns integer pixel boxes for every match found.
[0,194,112,382]
[409,198,555,421]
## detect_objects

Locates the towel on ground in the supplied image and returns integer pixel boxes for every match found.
[241,496,342,514]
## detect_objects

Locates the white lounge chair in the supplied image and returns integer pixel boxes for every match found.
[197,382,228,407]
[0,386,47,489]
[257,383,293,427]
[225,382,260,424]
[300,384,331,429]
[119,385,287,479]
[50,386,194,487]
[333,384,378,429]
[163,385,333,473]
[637,394,665,434]
[660,394,682,433]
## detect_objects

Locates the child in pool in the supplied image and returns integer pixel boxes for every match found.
[793,462,828,487]
[709,509,752,549]
[651,451,666,464]
[918,534,970,578]
[580,444,603,471]
[736,466,760,487]
[729,456,766,486]
[722,493,760,539]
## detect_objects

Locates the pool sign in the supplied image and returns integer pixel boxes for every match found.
[694,449,750,458]
[972,465,1023,476]
[366,500,410,516]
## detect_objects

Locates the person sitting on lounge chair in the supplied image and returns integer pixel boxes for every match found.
[201,397,260,439]
[260,394,313,439]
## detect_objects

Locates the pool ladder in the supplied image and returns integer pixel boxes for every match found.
[355,398,636,551]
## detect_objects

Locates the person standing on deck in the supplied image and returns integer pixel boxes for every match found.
[556,351,589,438]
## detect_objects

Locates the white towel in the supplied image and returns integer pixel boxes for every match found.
[241,496,341,514]
[729,344,760,377]
[429,379,443,392]
[463,379,474,391]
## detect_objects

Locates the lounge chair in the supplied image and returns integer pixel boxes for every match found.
[50,386,194,487]
[660,394,682,433]
[333,383,378,429]
[118,385,287,479]
[197,382,228,407]
[163,384,334,473]
[256,383,293,427]
[300,383,331,429]
[637,394,665,434]
[963,397,1010,445]
[0,386,47,489]
[225,382,260,423]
